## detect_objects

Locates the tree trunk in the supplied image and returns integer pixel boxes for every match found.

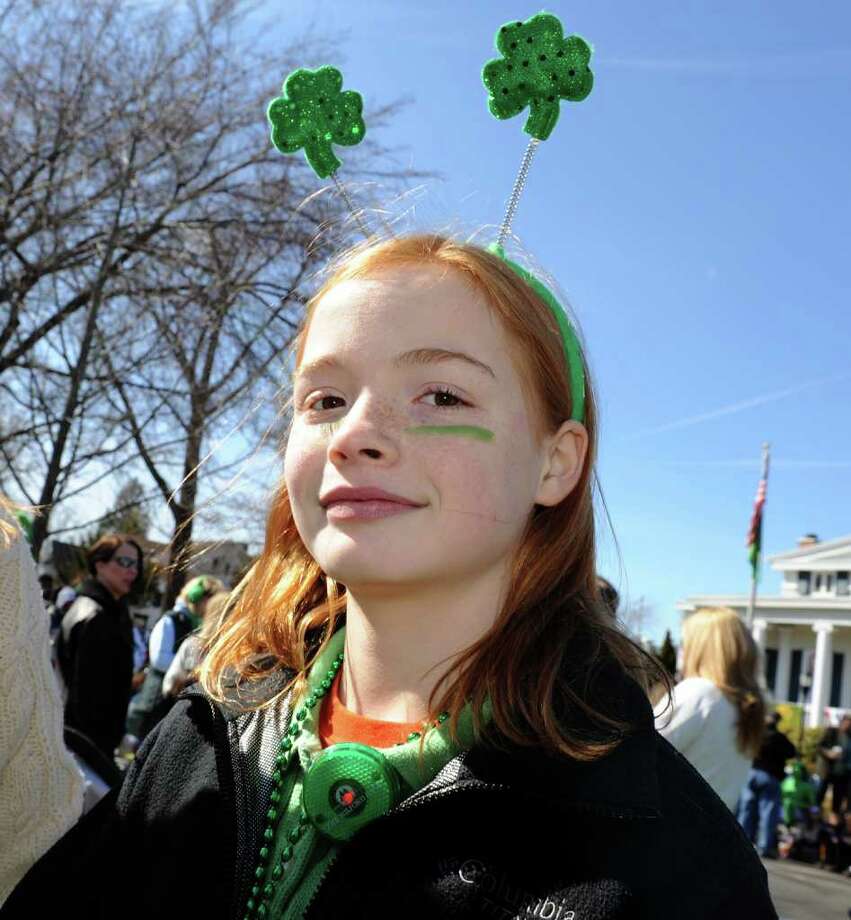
[28,139,137,559]
[162,402,204,610]
[31,277,110,559]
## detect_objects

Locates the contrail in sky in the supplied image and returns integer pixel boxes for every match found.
[599,49,851,76]
[626,373,850,439]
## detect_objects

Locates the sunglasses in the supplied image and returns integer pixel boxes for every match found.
[112,554,140,571]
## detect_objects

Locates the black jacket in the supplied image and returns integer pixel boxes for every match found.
[4,657,777,919]
[752,727,797,781]
[57,578,133,757]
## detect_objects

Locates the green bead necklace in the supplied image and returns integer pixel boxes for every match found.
[242,651,449,920]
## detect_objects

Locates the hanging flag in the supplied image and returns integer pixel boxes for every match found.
[746,449,769,579]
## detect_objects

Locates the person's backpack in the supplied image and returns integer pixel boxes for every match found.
[170,608,195,654]
[126,608,196,740]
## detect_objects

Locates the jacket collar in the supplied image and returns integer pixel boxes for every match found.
[460,718,660,818]
[78,577,126,616]
[207,659,661,820]
[401,656,661,820]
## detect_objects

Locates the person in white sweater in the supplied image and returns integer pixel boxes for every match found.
[0,499,83,904]
[654,607,765,811]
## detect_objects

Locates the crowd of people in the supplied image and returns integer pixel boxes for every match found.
[2,516,234,833]
[656,604,851,874]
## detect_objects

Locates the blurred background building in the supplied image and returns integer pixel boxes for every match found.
[679,534,851,727]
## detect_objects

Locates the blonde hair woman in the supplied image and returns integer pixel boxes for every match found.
[0,497,83,904]
[655,607,765,810]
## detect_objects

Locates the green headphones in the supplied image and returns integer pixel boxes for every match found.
[302,743,402,842]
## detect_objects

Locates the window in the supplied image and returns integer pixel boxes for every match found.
[838,572,850,597]
[827,574,834,593]
[798,572,811,595]
[764,648,778,694]
[815,574,823,591]
[789,649,803,703]
[831,653,845,709]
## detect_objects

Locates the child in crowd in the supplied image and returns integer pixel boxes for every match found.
[817,812,851,873]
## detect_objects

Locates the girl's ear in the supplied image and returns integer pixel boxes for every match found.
[535,420,588,507]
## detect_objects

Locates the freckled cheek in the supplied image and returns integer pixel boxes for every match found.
[421,443,509,515]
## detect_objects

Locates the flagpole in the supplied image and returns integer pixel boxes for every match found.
[745,442,770,630]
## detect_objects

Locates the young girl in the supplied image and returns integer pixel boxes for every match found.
[2,236,777,919]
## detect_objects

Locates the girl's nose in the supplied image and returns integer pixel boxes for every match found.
[327,398,400,466]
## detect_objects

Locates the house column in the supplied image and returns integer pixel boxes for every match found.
[752,618,769,693]
[775,627,792,704]
[809,623,834,728]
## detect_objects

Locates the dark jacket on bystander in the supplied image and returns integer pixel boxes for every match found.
[57,578,133,758]
[752,726,797,782]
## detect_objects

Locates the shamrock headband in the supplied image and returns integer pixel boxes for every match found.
[266,12,592,423]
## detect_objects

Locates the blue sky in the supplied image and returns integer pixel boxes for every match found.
[243,1,851,642]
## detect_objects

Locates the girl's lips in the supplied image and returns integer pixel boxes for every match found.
[325,499,424,521]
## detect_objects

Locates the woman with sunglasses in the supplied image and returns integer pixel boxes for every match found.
[57,534,143,761]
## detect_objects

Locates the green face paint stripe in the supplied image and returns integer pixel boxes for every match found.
[404,425,495,442]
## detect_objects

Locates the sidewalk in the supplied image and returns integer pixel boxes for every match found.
[765,858,851,920]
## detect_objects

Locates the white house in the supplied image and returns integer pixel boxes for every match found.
[678,534,851,728]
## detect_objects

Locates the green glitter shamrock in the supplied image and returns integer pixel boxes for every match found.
[482,13,593,141]
[267,66,366,179]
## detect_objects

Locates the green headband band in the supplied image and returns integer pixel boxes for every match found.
[487,243,586,423]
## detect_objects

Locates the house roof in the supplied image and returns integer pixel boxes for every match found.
[769,535,851,572]
[677,594,851,613]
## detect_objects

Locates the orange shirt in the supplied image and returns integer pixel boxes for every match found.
[318,670,424,748]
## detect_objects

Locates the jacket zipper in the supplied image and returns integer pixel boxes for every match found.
[299,855,338,919]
